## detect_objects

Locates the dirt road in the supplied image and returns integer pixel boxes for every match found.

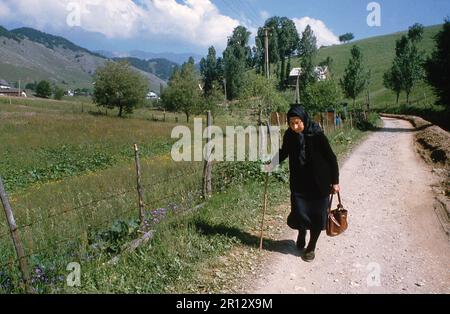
[249,117,450,294]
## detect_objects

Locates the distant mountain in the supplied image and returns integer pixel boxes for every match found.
[0,26,166,91]
[96,50,204,65]
[10,27,105,58]
[113,57,178,81]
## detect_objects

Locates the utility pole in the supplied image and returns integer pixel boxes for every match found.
[264,28,270,80]
[18,80,21,97]
[295,70,300,104]
[223,78,227,102]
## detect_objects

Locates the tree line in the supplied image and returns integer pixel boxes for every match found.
[383,20,450,107]
[88,17,450,118]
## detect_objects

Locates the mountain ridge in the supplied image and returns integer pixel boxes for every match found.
[0,26,166,92]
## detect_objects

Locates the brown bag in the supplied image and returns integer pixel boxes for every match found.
[326,192,348,237]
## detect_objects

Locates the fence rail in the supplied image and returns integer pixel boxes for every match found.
[0,108,370,293]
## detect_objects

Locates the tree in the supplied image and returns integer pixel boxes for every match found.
[339,45,370,107]
[223,26,252,100]
[161,59,203,122]
[93,61,149,117]
[408,23,424,44]
[339,33,354,43]
[25,81,37,91]
[200,46,222,96]
[35,80,52,98]
[383,61,403,104]
[298,25,318,94]
[241,72,288,115]
[53,86,65,100]
[255,16,299,87]
[425,18,450,107]
[256,18,280,73]
[394,27,424,104]
[302,79,342,114]
[278,17,300,89]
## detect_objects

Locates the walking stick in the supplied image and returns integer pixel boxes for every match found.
[259,172,269,251]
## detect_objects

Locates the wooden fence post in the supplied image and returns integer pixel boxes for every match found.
[333,110,337,131]
[276,112,281,148]
[0,177,34,293]
[350,111,353,129]
[134,145,145,230]
[203,111,212,198]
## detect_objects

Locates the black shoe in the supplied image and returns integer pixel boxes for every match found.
[301,250,315,262]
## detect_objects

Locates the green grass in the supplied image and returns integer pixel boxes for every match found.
[0,96,375,293]
[289,24,449,129]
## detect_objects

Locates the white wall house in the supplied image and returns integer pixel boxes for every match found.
[146,91,160,100]
[288,66,330,85]
[0,79,11,89]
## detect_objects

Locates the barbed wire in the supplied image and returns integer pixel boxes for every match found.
[2,167,204,236]
[16,188,137,231]
[141,167,203,190]
[21,189,204,262]
[22,237,77,262]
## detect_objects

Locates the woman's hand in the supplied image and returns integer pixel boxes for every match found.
[331,184,340,194]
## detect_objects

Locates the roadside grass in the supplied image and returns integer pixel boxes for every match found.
[0,96,376,293]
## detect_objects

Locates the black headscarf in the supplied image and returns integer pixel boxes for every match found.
[287,105,323,166]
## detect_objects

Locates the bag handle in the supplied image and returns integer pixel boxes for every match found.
[328,192,343,214]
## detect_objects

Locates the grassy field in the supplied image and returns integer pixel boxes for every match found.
[290,24,449,129]
[0,96,377,293]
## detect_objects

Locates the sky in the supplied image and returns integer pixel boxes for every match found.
[0,0,449,57]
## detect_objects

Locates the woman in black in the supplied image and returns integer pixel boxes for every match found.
[268,105,340,262]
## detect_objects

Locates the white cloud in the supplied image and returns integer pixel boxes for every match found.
[293,17,340,47]
[259,10,270,21]
[0,0,240,49]
[0,2,12,19]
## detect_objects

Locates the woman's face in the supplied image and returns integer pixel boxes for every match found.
[289,117,305,133]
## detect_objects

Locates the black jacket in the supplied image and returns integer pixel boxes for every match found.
[279,129,339,198]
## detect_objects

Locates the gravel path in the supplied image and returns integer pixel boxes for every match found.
[250,117,450,294]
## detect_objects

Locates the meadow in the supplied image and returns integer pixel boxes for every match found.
[0,96,376,293]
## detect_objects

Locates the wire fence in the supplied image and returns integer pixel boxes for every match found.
[0,146,207,291]
[0,108,370,292]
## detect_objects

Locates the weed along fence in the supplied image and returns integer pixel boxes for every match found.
[0,107,371,293]
[0,108,266,293]
[0,115,216,292]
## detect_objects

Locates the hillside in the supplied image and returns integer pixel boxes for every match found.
[0,27,166,92]
[292,24,442,108]
[113,57,178,81]
[97,49,204,65]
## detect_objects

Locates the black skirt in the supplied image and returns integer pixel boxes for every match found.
[288,192,329,231]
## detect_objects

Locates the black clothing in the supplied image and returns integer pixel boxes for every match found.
[277,105,340,232]
[279,129,339,198]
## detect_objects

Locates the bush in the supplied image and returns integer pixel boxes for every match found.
[35,80,52,98]
[53,86,65,100]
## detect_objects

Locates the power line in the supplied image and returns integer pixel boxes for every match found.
[219,0,246,23]
[236,0,261,26]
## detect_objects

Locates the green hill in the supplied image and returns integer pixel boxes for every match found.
[292,24,442,109]
[113,57,178,81]
[0,26,167,91]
